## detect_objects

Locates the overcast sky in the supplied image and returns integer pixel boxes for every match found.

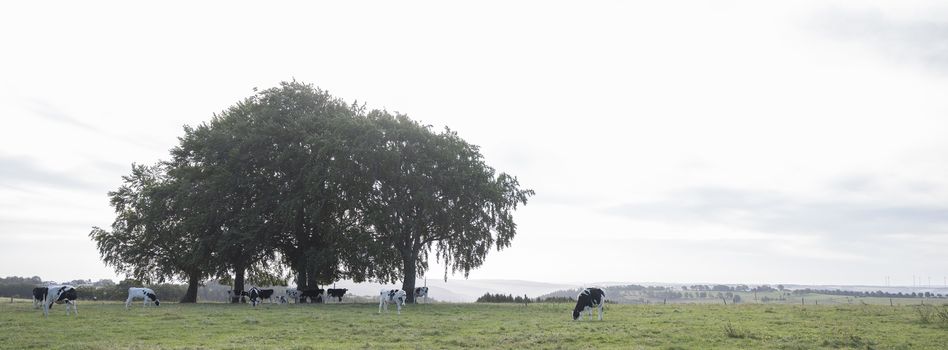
[2,0,947,286]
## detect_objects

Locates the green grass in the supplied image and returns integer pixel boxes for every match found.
[2,299,947,349]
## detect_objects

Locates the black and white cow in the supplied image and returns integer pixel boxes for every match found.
[32,287,47,309]
[246,287,275,307]
[327,288,347,302]
[41,285,78,317]
[414,287,429,304]
[125,287,160,309]
[299,289,324,303]
[285,289,300,303]
[572,288,605,321]
[378,289,407,314]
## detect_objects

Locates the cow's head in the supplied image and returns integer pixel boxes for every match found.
[146,292,160,306]
[572,309,582,320]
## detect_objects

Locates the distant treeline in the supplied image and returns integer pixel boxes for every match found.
[540,284,785,304]
[0,276,237,302]
[475,293,593,303]
[476,293,534,303]
[475,293,580,303]
[793,289,945,299]
[685,285,783,292]
[0,276,46,298]
[0,276,188,301]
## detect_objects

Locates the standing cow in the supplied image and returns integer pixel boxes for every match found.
[285,289,300,303]
[299,289,324,303]
[572,288,605,321]
[378,289,407,314]
[41,285,78,317]
[327,288,347,303]
[246,287,275,307]
[414,287,429,304]
[125,287,160,309]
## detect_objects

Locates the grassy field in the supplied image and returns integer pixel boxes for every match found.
[2,299,947,349]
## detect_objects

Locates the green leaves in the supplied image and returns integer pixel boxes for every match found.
[361,110,534,291]
[91,81,531,295]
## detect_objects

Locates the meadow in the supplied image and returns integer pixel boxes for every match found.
[2,299,947,349]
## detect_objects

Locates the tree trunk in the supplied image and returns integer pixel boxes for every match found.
[180,271,200,303]
[401,254,417,303]
[306,267,319,291]
[296,263,310,290]
[232,268,246,303]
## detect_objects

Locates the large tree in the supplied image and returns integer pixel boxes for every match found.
[177,82,395,292]
[91,81,531,302]
[362,111,533,302]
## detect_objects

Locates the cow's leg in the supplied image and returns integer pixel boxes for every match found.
[43,298,49,318]
[396,301,401,315]
[378,299,384,313]
[125,295,133,309]
[598,303,603,320]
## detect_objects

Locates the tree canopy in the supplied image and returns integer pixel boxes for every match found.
[91,81,532,302]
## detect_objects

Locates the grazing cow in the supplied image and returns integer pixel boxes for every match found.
[299,289,324,303]
[378,289,407,314]
[285,289,300,303]
[32,287,47,309]
[572,288,605,321]
[327,288,347,302]
[414,287,429,304]
[247,287,274,306]
[125,287,160,309]
[42,285,78,317]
